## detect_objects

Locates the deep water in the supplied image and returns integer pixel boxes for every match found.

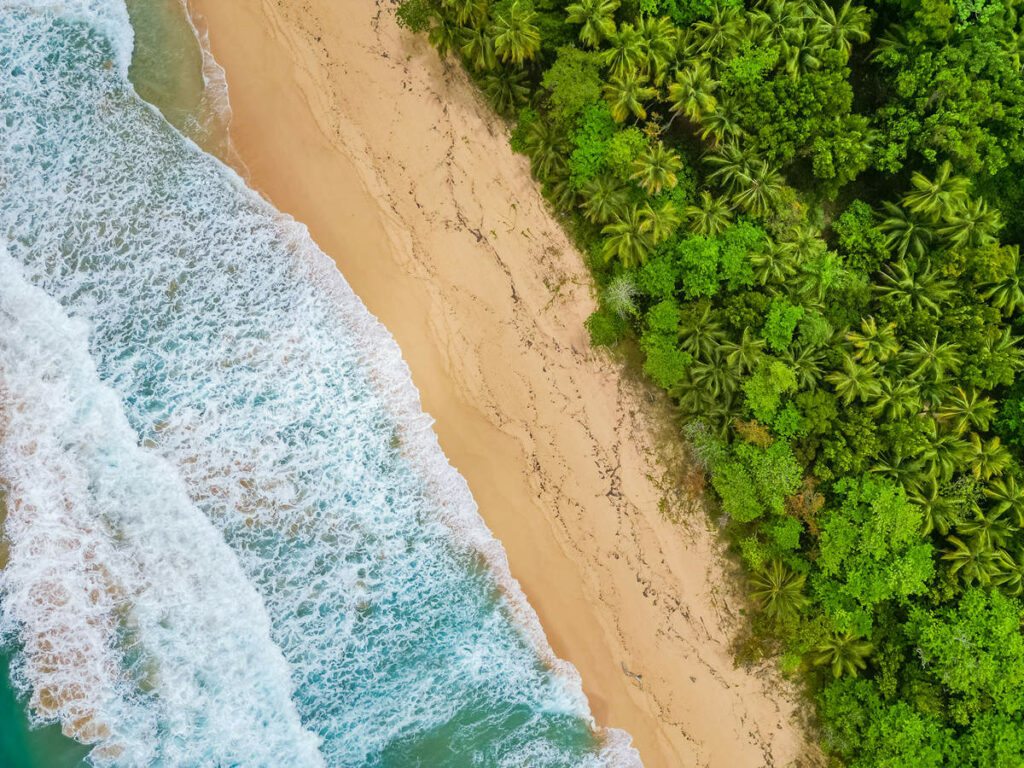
[0,1,639,766]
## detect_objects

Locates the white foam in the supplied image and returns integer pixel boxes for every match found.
[4,0,133,71]
[0,3,642,765]
[0,249,325,766]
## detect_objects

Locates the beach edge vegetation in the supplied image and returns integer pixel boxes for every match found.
[395,0,1024,764]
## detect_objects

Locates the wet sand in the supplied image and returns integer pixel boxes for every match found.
[185,1,816,765]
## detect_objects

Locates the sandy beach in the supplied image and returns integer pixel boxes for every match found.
[185,1,815,765]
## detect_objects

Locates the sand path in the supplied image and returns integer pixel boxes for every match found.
[185,1,814,765]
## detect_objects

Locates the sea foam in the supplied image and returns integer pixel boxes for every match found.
[0,3,641,766]
[0,248,324,765]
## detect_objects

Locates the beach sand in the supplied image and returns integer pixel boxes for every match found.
[185,1,817,765]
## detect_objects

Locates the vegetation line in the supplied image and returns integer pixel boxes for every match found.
[395,0,1024,763]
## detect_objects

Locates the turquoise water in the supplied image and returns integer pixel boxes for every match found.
[0,2,639,766]
[0,651,90,768]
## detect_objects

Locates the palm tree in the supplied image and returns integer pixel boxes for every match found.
[778,223,826,265]
[982,245,1024,317]
[752,0,804,41]
[750,560,809,622]
[678,304,727,358]
[491,0,541,64]
[984,476,1024,526]
[938,197,1002,249]
[1006,24,1024,73]
[481,66,530,115]
[604,71,657,122]
[781,343,826,389]
[871,446,926,491]
[602,23,645,79]
[867,378,920,421]
[722,327,766,375]
[446,0,490,26]
[875,260,954,313]
[690,349,741,398]
[811,0,870,62]
[684,191,733,236]
[780,24,825,79]
[872,21,909,56]
[751,239,799,286]
[920,421,969,483]
[668,62,719,122]
[705,143,758,194]
[910,478,959,535]
[826,354,880,404]
[565,0,619,48]
[704,391,745,436]
[631,143,682,195]
[640,200,682,244]
[995,548,1024,596]
[546,169,577,212]
[814,633,873,678]
[879,201,933,260]
[580,174,629,224]
[699,104,745,146]
[674,373,719,416]
[918,377,956,409]
[983,326,1024,375]
[460,25,497,71]
[429,14,461,57]
[901,161,971,222]
[601,205,653,267]
[693,1,742,59]
[967,433,1011,480]
[900,333,962,380]
[943,535,1004,585]
[795,252,845,304]
[957,508,1016,549]
[731,162,786,218]
[521,118,568,179]
[937,387,996,435]
[846,316,899,363]
[637,15,678,84]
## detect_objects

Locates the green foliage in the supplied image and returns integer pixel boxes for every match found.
[909,589,1024,717]
[542,47,604,127]
[742,357,797,424]
[874,20,1024,175]
[797,311,833,349]
[816,477,934,630]
[819,678,952,767]
[406,0,1024,761]
[604,128,647,183]
[655,0,742,26]
[395,0,433,32]
[716,221,760,290]
[509,107,540,155]
[640,299,692,387]
[762,297,804,353]
[586,305,628,346]
[675,235,722,299]
[567,103,617,188]
[835,200,889,273]
[708,436,802,524]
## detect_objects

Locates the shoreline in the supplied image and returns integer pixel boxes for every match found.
[185,0,814,765]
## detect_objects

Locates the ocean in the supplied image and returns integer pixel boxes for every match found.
[0,1,639,766]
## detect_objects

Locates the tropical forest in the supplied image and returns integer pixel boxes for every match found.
[394,0,1024,763]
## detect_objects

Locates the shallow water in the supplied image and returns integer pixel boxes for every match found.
[0,2,639,766]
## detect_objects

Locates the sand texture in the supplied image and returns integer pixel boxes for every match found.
[185,1,817,765]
